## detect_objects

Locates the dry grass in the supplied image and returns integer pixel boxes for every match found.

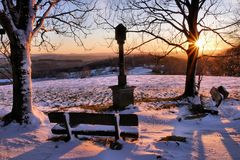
[159,135,187,142]
[135,94,184,103]
[45,103,113,113]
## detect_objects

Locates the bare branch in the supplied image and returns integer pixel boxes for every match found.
[125,37,157,54]
[199,20,240,33]
[199,21,240,47]
[32,1,57,36]
[128,29,188,52]
[0,0,17,39]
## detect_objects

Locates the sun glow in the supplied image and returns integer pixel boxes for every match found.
[194,35,224,52]
[195,39,205,49]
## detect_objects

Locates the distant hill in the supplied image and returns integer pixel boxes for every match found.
[0,51,239,80]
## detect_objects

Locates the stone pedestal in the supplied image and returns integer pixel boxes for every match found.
[109,85,136,110]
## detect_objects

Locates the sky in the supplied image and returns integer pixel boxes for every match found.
[31,25,232,55]
[30,0,239,55]
[32,29,114,54]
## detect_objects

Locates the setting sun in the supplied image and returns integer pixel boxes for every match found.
[195,38,204,49]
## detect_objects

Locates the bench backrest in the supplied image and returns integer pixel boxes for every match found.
[69,112,117,126]
[48,112,66,124]
[48,112,138,127]
[119,114,138,126]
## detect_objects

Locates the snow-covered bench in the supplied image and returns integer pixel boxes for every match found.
[48,112,139,142]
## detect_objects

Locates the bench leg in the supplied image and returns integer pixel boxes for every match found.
[110,141,123,150]
[114,114,120,142]
[63,113,72,141]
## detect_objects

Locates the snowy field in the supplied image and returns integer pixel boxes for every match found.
[0,75,240,160]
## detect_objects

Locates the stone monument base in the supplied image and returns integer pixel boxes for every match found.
[109,85,136,110]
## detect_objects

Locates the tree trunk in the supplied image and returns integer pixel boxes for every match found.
[3,39,33,125]
[184,44,199,97]
[183,0,200,97]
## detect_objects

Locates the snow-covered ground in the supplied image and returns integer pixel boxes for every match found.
[0,75,239,160]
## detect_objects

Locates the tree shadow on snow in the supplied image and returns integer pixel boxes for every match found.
[156,112,240,160]
[10,139,83,160]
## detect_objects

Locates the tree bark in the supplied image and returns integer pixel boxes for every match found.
[184,44,199,97]
[3,38,33,125]
[183,0,200,97]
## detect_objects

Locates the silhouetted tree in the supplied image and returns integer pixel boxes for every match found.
[107,0,239,97]
[0,36,12,81]
[219,46,240,76]
[0,0,95,125]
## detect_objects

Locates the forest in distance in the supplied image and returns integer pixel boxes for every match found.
[1,50,239,81]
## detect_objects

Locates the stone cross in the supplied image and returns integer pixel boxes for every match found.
[115,24,127,87]
[109,24,136,110]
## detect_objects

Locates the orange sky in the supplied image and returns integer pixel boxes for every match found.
[31,28,232,56]
[30,0,238,55]
[31,30,114,54]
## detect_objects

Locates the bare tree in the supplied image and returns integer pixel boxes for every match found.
[0,0,95,125]
[0,34,12,81]
[107,0,239,97]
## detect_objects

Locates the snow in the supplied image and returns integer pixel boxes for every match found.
[0,79,11,83]
[28,106,48,126]
[119,126,139,134]
[0,75,240,160]
[72,124,115,132]
[127,67,152,75]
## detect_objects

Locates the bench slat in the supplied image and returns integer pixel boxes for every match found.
[120,132,139,139]
[51,124,67,134]
[72,130,116,137]
[48,112,139,141]
[69,112,116,126]
[48,112,66,124]
[119,114,138,126]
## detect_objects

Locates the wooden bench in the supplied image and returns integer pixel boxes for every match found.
[48,112,139,142]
